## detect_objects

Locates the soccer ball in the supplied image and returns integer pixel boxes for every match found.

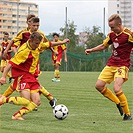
[53,104,69,120]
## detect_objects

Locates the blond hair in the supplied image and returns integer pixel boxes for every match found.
[108,14,122,24]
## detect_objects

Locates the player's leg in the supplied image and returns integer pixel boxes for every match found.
[26,90,41,113]
[1,60,12,83]
[0,94,30,106]
[2,84,15,97]
[96,79,121,103]
[55,57,62,81]
[6,60,12,83]
[52,55,57,82]
[52,55,61,82]
[10,81,38,120]
[52,63,60,82]
[27,81,42,112]
[0,60,5,74]
[95,66,123,115]
[0,90,33,120]
[2,77,20,97]
[12,90,37,120]
[114,67,132,120]
[0,89,31,106]
[39,86,56,108]
[30,91,41,106]
[12,101,37,120]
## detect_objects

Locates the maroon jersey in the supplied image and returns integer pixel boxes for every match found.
[1,40,12,60]
[12,31,31,48]
[103,27,133,68]
[12,30,48,48]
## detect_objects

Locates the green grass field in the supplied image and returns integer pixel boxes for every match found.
[0,72,133,133]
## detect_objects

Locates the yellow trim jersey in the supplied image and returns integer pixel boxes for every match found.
[52,40,66,52]
[12,30,48,48]
[9,41,51,78]
[52,40,66,61]
[103,27,133,68]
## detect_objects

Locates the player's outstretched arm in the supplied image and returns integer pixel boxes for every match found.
[85,44,107,55]
[63,49,67,62]
[51,39,69,47]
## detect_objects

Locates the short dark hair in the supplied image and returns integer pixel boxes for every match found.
[53,33,59,37]
[4,32,9,36]
[30,17,40,23]
[30,31,42,41]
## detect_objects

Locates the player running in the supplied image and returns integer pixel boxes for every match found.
[0,32,69,120]
[85,14,132,121]
[1,17,56,109]
[51,33,67,82]
[0,32,12,83]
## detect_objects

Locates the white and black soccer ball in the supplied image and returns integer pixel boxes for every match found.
[53,104,69,120]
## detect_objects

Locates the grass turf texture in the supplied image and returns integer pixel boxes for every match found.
[0,72,133,133]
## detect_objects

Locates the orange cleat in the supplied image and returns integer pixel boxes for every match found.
[12,116,24,120]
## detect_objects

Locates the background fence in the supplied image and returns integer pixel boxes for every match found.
[40,51,133,72]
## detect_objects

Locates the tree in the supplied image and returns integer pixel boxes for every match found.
[60,20,78,52]
[84,26,106,49]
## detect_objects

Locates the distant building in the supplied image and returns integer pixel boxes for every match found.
[108,0,133,30]
[0,0,38,41]
[78,32,88,47]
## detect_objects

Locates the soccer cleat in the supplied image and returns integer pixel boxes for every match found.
[52,78,60,82]
[9,77,12,83]
[123,114,132,121]
[116,103,123,116]
[52,78,57,82]
[56,79,60,82]
[33,107,38,111]
[12,116,24,120]
[49,98,57,108]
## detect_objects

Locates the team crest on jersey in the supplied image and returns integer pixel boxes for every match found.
[113,42,119,48]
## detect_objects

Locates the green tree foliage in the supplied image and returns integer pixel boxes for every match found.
[60,20,79,52]
[84,26,106,49]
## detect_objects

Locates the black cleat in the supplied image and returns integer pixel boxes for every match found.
[49,98,57,108]
[123,114,132,121]
[116,103,123,116]
[9,77,12,83]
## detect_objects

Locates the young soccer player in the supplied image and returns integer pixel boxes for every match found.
[2,14,36,58]
[0,32,12,83]
[0,31,69,120]
[85,14,133,120]
[1,17,56,109]
[51,33,67,82]
[8,17,48,53]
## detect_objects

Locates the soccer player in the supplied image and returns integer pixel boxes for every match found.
[85,14,133,121]
[51,33,67,82]
[0,32,12,83]
[8,17,48,53]
[2,14,36,59]
[0,31,70,120]
[17,14,36,35]
[1,17,56,109]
